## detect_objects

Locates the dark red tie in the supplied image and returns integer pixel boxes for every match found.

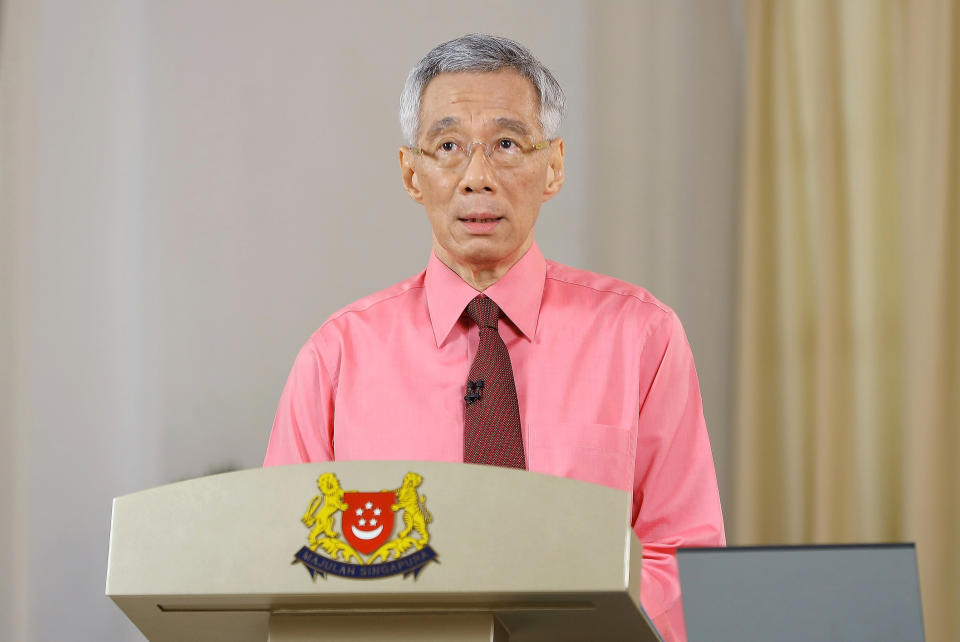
[463,295,526,469]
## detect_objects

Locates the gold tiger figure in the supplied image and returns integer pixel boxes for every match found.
[302,472,348,549]
[391,472,432,549]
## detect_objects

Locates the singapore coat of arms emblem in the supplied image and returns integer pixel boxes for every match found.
[292,471,438,580]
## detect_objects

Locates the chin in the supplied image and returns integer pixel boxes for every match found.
[459,242,511,263]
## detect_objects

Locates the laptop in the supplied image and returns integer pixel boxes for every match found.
[676,543,925,642]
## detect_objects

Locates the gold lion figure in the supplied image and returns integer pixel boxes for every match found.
[302,472,348,548]
[391,472,433,549]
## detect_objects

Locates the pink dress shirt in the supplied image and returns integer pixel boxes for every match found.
[264,242,725,641]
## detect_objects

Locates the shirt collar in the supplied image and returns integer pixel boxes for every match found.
[425,242,546,347]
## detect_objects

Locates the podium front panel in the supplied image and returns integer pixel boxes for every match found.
[107,461,657,641]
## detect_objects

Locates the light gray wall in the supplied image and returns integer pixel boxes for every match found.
[0,1,741,640]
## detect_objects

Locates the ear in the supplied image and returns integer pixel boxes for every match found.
[541,138,565,202]
[399,146,423,203]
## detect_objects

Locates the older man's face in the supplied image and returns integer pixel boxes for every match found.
[400,70,564,281]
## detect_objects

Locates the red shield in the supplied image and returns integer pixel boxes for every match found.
[342,491,396,555]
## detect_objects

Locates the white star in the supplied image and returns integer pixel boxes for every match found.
[358,518,366,526]
[355,508,363,516]
[370,518,378,526]
[373,508,381,516]
[365,501,373,510]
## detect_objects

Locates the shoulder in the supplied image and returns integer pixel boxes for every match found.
[304,270,427,350]
[543,262,694,369]
[544,260,676,323]
[325,270,427,324]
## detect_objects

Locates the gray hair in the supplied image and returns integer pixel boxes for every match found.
[399,34,565,146]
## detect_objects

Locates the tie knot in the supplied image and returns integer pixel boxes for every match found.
[466,295,501,329]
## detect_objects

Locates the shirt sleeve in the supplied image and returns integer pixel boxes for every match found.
[263,335,336,466]
[631,310,726,641]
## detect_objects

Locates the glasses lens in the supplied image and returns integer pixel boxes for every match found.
[492,147,524,168]
[435,154,462,170]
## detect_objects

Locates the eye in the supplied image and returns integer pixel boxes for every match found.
[497,138,518,152]
[437,140,461,154]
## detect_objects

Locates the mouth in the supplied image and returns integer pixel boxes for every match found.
[458,214,504,235]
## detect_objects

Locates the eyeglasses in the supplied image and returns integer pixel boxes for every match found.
[409,138,552,171]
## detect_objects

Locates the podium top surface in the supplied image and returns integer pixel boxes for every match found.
[107,461,655,642]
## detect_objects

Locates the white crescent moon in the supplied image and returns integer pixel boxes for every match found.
[351,524,384,540]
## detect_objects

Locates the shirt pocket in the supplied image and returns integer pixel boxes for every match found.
[527,421,635,492]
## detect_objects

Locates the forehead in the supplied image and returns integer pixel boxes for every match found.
[419,70,540,135]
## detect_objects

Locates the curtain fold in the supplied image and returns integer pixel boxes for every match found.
[736,1,959,639]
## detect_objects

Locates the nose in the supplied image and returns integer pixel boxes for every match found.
[459,143,497,194]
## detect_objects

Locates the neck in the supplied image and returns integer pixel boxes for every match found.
[433,241,532,291]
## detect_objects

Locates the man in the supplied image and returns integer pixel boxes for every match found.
[265,34,724,641]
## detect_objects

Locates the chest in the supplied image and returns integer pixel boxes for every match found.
[330,325,644,492]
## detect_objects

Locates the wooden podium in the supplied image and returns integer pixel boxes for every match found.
[106,461,661,641]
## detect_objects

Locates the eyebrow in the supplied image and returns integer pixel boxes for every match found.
[424,117,461,140]
[422,116,536,141]
[492,118,533,137]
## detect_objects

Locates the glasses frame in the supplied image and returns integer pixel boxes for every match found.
[408,139,552,171]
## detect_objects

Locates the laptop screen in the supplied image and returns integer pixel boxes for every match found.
[676,543,925,642]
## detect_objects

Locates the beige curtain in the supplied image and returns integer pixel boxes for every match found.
[736,1,959,640]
